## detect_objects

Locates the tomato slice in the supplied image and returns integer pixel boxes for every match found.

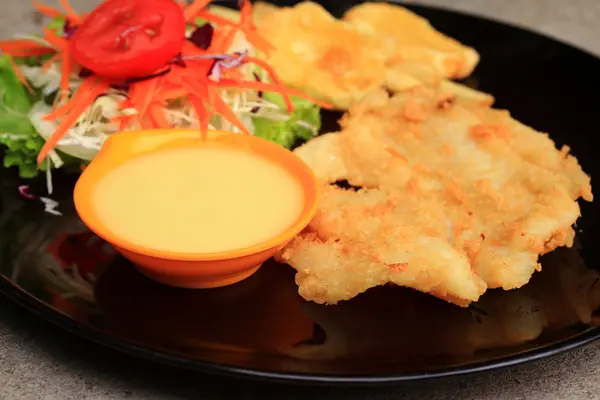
[70,0,186,79]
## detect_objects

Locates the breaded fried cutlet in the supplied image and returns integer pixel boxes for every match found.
[281,245,600,361]
[256,2,389,109]
[256,1,482,109]
[278,87,592,307]
[343,2,479,79]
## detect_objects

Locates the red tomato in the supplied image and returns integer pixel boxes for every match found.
[70,0,186,79]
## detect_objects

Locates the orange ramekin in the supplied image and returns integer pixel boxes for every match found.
[73,129,319,289]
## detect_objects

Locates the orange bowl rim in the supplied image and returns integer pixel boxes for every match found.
[73,128,320,262]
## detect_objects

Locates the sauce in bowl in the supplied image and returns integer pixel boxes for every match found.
[74,129,319,288]
[93,146,305,254]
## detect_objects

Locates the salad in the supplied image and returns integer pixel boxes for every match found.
[0,0,329,190]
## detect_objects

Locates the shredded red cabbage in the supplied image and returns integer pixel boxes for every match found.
[78,68,93,78]
[172,52,187,67]
[179,51,248,80]
[251,72,262,113]
[63,20,78,38]
[188,24,214,51]
[17,185,36,201]
[210,50,248,81]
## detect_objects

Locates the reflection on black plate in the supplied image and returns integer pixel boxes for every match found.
[1,0,600,384]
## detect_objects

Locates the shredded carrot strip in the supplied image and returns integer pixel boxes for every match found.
[181,42,209,59]
[127,77,163,130]
[141,78,161,117]
[184,0,212,21]
[59,48,74,100]
[138,114,155,130]
[194,11,239,28]
[0,39,52,51]
[117,97,132,110]
[59,0,81,23]
[222,68,243,81]
[222,28,239,53]
[42,29,67,50]
[0,40,56,57]
[244,31,274,54]
[181,74,213,111]
[8,58,34,94]
[187,92,209,135]
[245,56,293,110]
[111,114,134,131]
[183,59,214,77]
[33,2,64,18]
[238,0,256,34]
[239,0,252,21]
[129,78,155,114]
[237,0,274,54]
[161,77,185,95]
[216,78,333,109]
[0,48,55,57]
[37,81,109,164]
[210,91,250,134]
[41,53,60,72]
[43,77,97,121]
[205,28,234,53]
[110,115,128,124]
[148,103,172,129]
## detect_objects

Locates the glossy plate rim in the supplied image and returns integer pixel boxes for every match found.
[2,2,600,386]
[2,273,600,385]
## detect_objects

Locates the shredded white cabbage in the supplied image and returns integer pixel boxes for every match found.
[21,64,81,96]
[23,65,302,159]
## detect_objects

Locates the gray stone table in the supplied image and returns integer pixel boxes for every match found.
[1,0,600,399]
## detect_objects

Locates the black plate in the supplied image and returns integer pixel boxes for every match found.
[1,0,600,385]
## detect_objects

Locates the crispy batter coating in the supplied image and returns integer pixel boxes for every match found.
[256,2,388,109]
[278,87,592,306]
[256,2,481,109]
[343,2,480,79]
[279,245,600,361]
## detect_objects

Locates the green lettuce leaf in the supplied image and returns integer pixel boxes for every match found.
[252,92,321,149]
[0,56,78,178]
[0,16,66,178]
[47,16,66,34]
[0,56,46,178]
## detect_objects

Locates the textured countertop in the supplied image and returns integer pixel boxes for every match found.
[1,1,600,399]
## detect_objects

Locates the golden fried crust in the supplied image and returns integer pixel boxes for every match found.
[283,87,592,307]
[252,2,279,21]
[279,246,600,361]
[343,2,480,79]
[257,2,389,109]
[256,1,482,109]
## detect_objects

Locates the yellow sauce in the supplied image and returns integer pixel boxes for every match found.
[92,146,305,253]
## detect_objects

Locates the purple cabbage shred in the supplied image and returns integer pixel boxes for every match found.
[250,72,263,113]
[188,24,214,51]
[63,20,78,39]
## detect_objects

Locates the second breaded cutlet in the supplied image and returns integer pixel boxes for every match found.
[279,87,592,307]
[256,1,480,109]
